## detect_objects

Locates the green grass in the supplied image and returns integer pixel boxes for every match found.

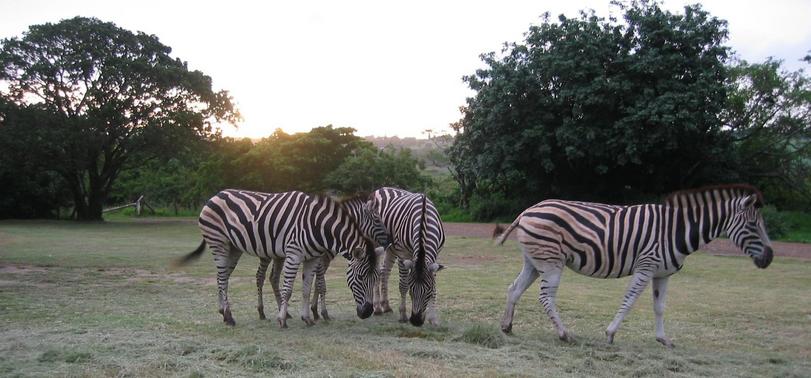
[1,220,810,377]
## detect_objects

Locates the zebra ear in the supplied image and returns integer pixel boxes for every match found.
[429,263,444,273]
[742,195,758,209]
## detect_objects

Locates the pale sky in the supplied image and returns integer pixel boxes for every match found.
[1,1,809,138]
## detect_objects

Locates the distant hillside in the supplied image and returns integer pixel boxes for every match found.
[363,135,451,171]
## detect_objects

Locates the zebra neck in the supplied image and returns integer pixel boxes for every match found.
[663,196,733,256]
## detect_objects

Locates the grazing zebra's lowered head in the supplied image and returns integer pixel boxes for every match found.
[665,184,773,269]
[341,237,379,319]
[404,194,443,326]
[311,195,380,319]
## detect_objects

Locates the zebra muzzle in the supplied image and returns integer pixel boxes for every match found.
[409,311,425,327]
[754,246,773,269]
[357,302,374,319]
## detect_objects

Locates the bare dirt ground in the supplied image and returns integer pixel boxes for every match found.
[444,222,811,259]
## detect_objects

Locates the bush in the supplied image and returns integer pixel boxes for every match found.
[761,205,790,240]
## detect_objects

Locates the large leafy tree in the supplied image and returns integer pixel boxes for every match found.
[723,58,811,208]
[0,17,238,220]
[450,1,731,205]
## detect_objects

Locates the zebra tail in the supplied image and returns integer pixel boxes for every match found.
[493,216,520,246]
[171,240,207,268]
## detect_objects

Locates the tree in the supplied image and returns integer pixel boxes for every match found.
[723,58,811,208]
[451,1,731,206]
[0,17,238,220]
[325,145,431,192]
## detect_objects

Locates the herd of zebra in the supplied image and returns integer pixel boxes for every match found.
[174,184,773,347]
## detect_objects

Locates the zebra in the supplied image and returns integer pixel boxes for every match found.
[372,187,445,326]
[258,193,392,322]
[172,189,380,328]
[494,184,774,347]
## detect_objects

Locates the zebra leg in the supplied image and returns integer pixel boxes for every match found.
[652,276,674,348]
[299,258,319,326]
[397,259,409,323]
[277,254,302,328]
[500,254,540,334]
[536,261,571,342]
[269,258,292,319]
[313,257,331,321]
[605,269,654,344]
[425,289,439,326]
[212,244,243,326]
[376,250,397,314]
[256,258,271,320]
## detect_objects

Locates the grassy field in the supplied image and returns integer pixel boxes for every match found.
[1,219,809,377]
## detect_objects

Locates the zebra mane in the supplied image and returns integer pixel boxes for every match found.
[335,192,371,206]
[663,184,764,207]
[414,194,428,274]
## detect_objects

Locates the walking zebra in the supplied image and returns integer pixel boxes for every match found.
[173,189,379,328]
[494,184,773,347]
[372,187,445,326]
[258,194,391,321]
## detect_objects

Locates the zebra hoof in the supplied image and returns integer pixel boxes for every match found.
[321,311,331,321]
[559,332,574,343]
[220,308,236,326]
[656,337,674,348]
[301,316,315,326]
[311,307,320,321]
[501,323,513,334]
[606,331,615,344]
[277,318,288,329]
[258,308,266,320]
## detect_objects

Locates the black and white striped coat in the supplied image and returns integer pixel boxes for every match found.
[495,184,773,347]
[257,194,391,322]
[372,187,445,326]
[173,189,379,327]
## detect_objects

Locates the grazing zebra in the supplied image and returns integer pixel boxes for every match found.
[173,189,379,328]
[372,187,445,326]
[259,194,392,321]
[494,184,773,347]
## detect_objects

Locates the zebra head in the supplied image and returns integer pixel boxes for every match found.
[341,237,379,319]
[402,259,443,326]
[726,194,773,269]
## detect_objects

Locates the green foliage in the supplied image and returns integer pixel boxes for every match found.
[780,211,811,243]
[451,2,731,205]
[0,17,238,220]
[325,145,431,193]
[761,205,789,240]
[723,59,811,209]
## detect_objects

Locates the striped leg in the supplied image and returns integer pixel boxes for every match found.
[277,254,302,328]
[536,260,570,342]
[269,258,291,319]
[300,258,319,326]
[500,254,540,334]
[652,276,673,348]
[376,250,397,314]
[211,243,243,326]
[425,284,439,326]
[256,258,271,320]
[606,268,654,344]
[397,259,410,323]
[310,257,332,321]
